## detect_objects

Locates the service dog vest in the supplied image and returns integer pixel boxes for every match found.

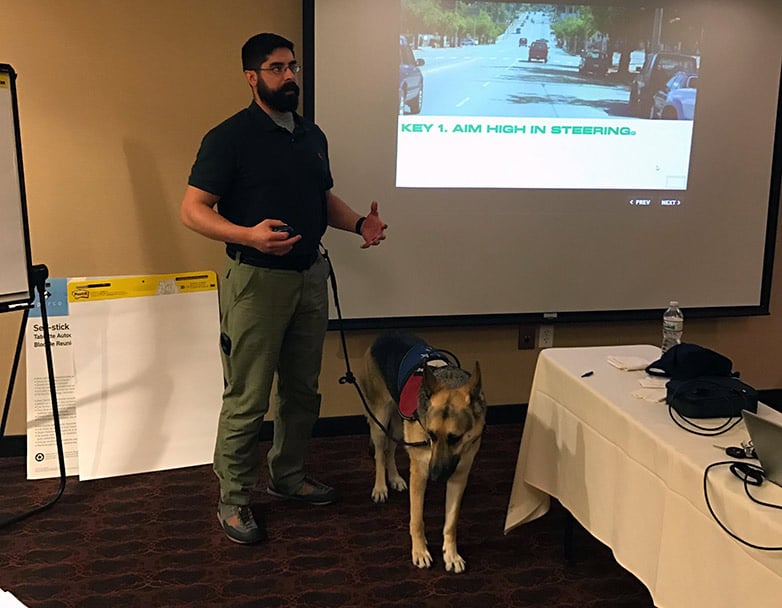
[395,342,451,420]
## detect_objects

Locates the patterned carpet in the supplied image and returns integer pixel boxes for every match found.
[0,423,654,608]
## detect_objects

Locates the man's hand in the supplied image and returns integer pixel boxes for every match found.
[247,219,302,255]
[359,201,387,249]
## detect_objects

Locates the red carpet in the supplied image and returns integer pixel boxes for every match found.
[0,424,653,607]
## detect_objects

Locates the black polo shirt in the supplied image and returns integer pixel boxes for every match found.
[188,102,334,270]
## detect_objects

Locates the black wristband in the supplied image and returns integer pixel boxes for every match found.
[355,216,367,235]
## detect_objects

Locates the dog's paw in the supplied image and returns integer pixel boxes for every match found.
[411,547,433,569]
[443,549,466,574]
[371,486,389,503]
[388,475,408,492]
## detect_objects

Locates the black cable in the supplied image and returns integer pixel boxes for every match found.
[703,460,782,551]
[666,378,749,436]
[668,404,743,436]
[743,476,782,510]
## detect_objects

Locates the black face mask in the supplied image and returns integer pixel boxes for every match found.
[257,79,299,113]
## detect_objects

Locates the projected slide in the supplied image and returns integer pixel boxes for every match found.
[309,0,779,322]
[397,2,702,190]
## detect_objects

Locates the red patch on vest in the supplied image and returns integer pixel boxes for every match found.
[398,373,422,420]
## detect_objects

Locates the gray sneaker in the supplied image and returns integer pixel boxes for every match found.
[217,502,266,544]
[267,476,337,506]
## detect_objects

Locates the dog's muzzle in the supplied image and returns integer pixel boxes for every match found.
[429,454,459,483]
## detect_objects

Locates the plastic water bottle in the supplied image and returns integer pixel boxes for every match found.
[661,301,684,353]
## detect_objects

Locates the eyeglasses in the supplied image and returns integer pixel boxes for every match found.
[257,62,302,76]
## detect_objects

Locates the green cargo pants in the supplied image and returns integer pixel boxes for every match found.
[214,253,330,505]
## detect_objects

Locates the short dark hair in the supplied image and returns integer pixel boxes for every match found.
[241,33,295,71]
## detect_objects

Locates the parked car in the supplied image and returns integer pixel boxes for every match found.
[461,37,478,46]
[399,35,424,115]
[528,40,548,62]
[519,37,527,47]
[578,49,611,75]
[629,52,697,117]
[650,71,698,119]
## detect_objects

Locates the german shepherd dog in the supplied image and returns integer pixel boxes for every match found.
[358,333,486,573]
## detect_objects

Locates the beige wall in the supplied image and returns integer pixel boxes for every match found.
[1,1,781,436]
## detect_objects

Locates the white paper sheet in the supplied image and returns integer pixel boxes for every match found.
[0,589,30,607]
[25,277,79,479]
[68,273,222,481]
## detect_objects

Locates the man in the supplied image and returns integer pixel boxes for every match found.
[180,32,387,544]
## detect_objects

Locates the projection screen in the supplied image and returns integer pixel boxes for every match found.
[303,0,782,327]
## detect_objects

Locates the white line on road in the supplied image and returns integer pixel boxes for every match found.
[456,97,470,108]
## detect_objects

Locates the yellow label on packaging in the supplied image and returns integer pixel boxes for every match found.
[68,271,217,302]
[0,75,9,88]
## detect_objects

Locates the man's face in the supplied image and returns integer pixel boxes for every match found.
[254,48,300,113]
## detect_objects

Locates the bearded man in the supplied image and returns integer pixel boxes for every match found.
[180,32,387,544]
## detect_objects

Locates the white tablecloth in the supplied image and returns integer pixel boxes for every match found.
[505,345,782,608]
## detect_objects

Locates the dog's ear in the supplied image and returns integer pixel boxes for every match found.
[468,361,487,417]
[468,361,483,394]
[418,364,442,416]
[421,363,444,395]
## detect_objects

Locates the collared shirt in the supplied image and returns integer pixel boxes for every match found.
[188,102,334,270]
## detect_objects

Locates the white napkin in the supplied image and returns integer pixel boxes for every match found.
[632,388,667,402]
[638,376,668,389]
[606,355,651,371]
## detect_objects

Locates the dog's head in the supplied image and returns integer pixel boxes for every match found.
[417,362,486,482]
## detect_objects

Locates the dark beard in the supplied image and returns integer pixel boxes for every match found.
[257,80,299,113]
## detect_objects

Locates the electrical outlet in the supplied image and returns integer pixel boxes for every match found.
[517,324,536,350]
[538,325,554,348]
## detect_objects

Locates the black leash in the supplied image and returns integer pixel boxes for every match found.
[320,244,430,448]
